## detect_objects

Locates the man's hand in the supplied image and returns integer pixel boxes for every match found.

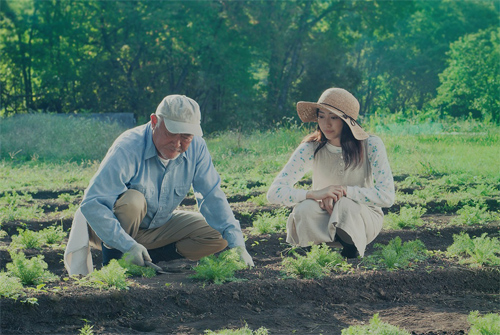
[236,246,254,267]
[126,243,152,266]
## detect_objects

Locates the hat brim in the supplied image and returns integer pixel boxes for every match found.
[164,119,203,137]
[297,101,368,140]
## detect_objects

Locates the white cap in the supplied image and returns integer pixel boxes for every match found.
[155,95,203,136]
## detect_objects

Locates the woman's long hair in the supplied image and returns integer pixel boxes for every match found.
[302,110,364,170]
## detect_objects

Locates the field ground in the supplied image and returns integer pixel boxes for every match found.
[0,177,499,335]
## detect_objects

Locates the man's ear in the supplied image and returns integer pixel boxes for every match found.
[150,114,157,127]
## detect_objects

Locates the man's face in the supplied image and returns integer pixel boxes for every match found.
[151,114,194,160]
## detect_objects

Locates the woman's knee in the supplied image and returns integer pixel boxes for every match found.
[294,199,322,216]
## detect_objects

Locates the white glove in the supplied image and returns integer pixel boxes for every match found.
[236,246,254,267]
[126,243,152,266]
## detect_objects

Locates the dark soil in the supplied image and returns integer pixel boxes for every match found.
[0,188,499,335]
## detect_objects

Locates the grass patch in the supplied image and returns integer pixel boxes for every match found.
[0,272,25,299]
[341,313,410,335]
[205,323,269,335]
[446,233,500,268]
[249,209,289,235]
[282,244,351,279]
[384,206,426,229]
[468,311,500,335]
[191,249,247,284]
[364,237,428,271]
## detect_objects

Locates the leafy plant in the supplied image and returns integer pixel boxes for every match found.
[248,193,268,206]
[40,225,67,244]
[10,228,45,249]
[0,272,25,299]
[446,233,500,268]
[364,237,428,270]
[384,206,426,230]
[282,244,350,279]
[205,323,269,335]
[450,204,498,226]
[249,209,288,236]
[80,260,129,290]
[341,313,410,335]
[6,251,58,285]
[467,311,500,335]
[117,256,157,278]
[79,323,95,335]
[191,249,247,284]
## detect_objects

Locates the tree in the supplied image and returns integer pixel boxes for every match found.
[434,27,500,122]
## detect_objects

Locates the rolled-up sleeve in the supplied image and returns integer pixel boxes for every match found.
[192,140,245,248]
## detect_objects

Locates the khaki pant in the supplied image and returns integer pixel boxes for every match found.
[88,189,227,260]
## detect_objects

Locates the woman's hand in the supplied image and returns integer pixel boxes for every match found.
[307,185,346,214]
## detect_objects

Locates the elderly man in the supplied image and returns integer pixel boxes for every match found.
[64,95,253,275]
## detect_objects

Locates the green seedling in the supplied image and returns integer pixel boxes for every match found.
[191,249,247,284]
[342,313,411,335]
[450,204,498,226]
[364,237,428,270]
[205,323,269,334]
[0,272,25,299]
[384,206,426,230]
[468,311,500,335]
[6,250,58,285]
[248,193,268,206]
[79,323,95,335]
[446,233,500,268]
[10,228,44,249]
[40,225,66,244]
[249,209,288,236]
[78,260,129,290]
[117,256,157,278]
[282,243,350,279]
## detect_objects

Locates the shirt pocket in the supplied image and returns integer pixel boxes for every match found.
[173,184,190,208]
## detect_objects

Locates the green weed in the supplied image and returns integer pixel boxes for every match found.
[6,250,58,285]
[191,249,247,284]
[446,233,500,268]
[117,256,157,278]
[0,272,25,299]
[450,204,498,226]
[249,209,289,236]
[341,313,410,335]
[467,311,500,335]
[205,323,269,334]
[76,260,129,290]
[384,206,426,230]
[10,228,44,249]
[364,237,428,270]
[79,323,95,335]
[282,244,350,279]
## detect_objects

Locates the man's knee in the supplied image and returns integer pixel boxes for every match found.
[114,189,147,217]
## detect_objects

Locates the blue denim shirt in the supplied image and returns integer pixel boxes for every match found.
[80,122,245,253]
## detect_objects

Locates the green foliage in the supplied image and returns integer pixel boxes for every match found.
[0,272,25,299]
[434,28,500,122]
[205,323,269,335]
[450,204,498,226]
[365,237,428,270]
[6,251,58,285]
[191,249,247,284]
[384,206,426,230]
[79,323,95,335]
[446,233,500,268]
[249,209,289,236]
[282,244,350,279]
[0,191,44,223]
[467,311,500,335]
[341,313,410,335]
[117,256,157,278]
[10,228,44,249]
[78,260,129,290]
[40,225,66,244]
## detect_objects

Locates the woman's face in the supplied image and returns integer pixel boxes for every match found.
[317,110,344,146]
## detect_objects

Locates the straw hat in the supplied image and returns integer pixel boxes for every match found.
[296,88,368,140]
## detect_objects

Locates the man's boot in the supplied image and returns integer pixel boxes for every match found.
[147,243,184,263]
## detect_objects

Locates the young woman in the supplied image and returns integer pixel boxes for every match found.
[267,88,395,258]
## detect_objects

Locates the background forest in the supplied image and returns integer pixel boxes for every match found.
[1,0,499,133]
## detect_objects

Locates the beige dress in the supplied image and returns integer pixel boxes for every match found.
[267,136,395,257]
